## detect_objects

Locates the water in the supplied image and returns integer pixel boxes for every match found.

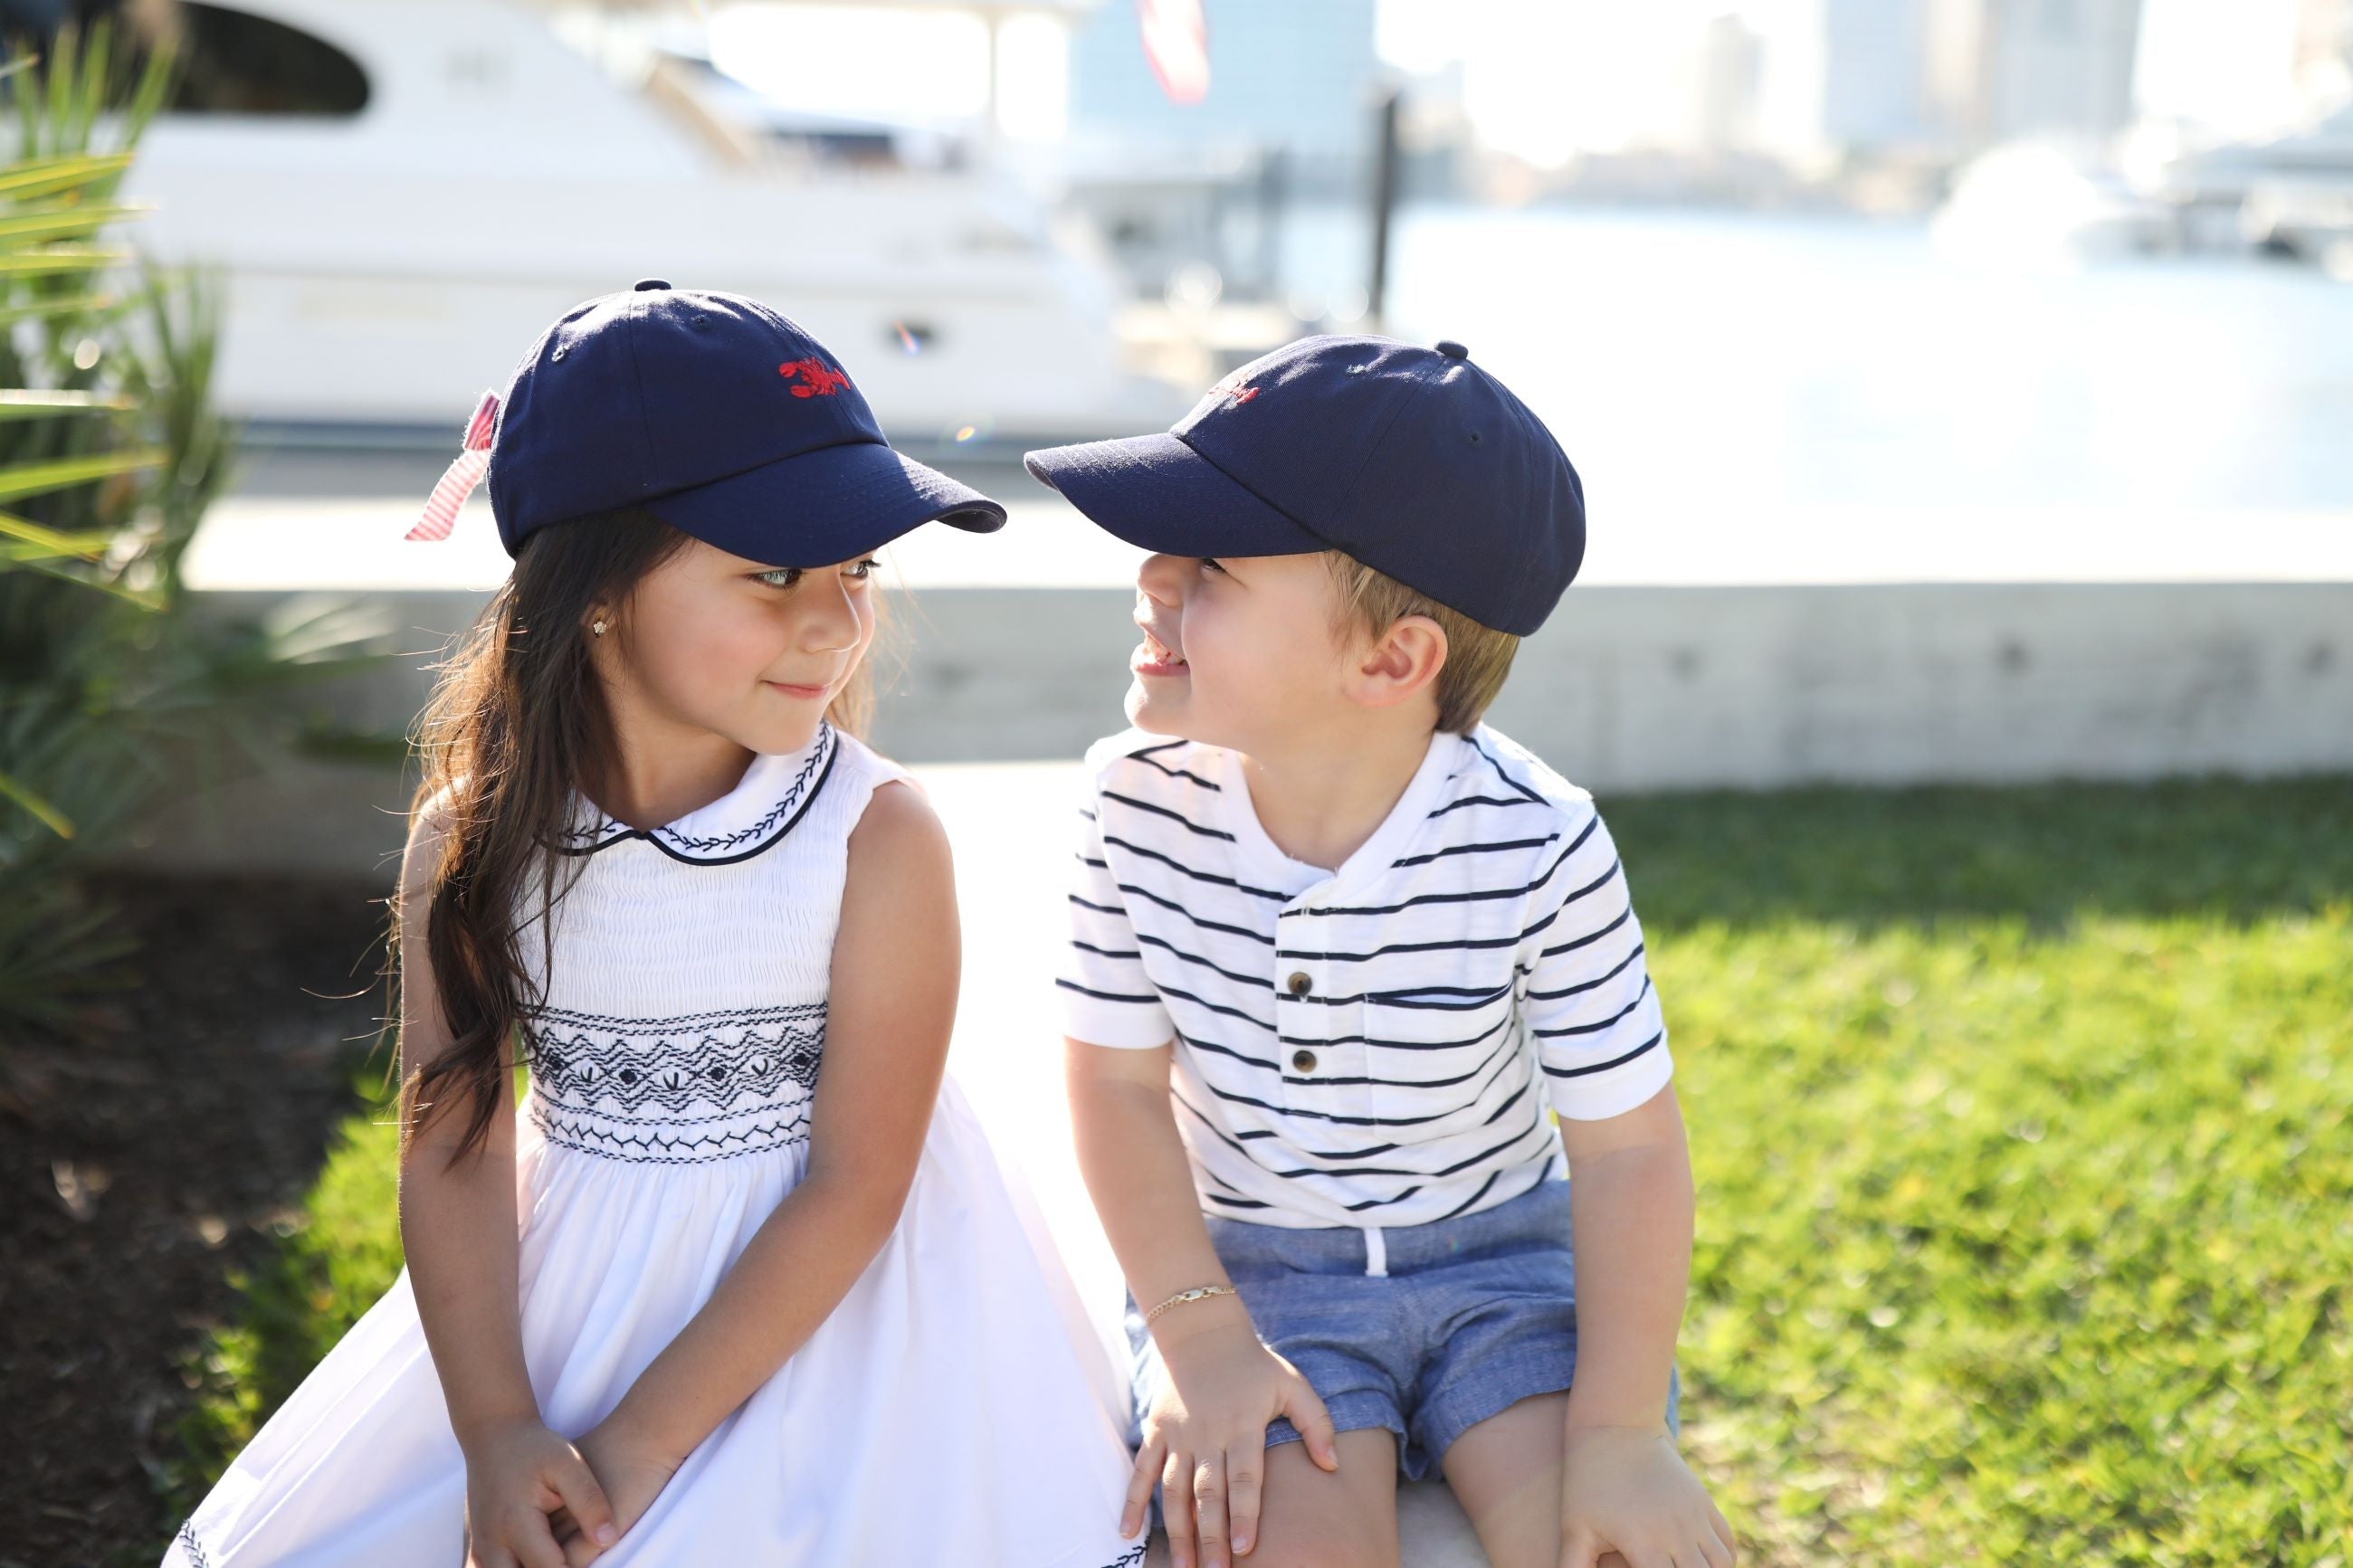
[190,204,2353,592]
[1288,204,2353,517]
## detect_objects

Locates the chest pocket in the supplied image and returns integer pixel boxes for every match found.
[1364,971,1525,1134]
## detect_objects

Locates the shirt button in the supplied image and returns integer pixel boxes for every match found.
[1286,972,1312,997]
[1291,1049,1319,1073]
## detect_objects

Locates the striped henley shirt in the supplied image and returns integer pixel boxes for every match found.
[1059,723,1674,1233]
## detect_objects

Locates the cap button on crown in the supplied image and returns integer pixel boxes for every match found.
[1435,339,1470,361]
[634,278,672,291]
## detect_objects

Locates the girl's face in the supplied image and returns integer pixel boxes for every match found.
[600,539,879,755]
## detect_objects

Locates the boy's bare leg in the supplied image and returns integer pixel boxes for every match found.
[1223,1428,1401,1568]
[1441,1392,1632,1568]
[1441,1392,1568,1568]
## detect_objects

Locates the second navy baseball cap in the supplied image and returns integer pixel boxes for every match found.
[1023,334,1584,636]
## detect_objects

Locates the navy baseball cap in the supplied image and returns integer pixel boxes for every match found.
[485,280,1004,565]
[1023,335,1583,636]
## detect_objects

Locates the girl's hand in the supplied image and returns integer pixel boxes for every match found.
[554,1415,685,1566]
[458,1416,618,1568]
[1132,1319,1338,1568]
[1556,1425,1737,1568]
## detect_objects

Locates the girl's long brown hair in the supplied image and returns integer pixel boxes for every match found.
[395,507,879,1159]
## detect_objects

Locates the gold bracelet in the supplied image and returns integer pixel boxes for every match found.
[1144,1283,1238,1323]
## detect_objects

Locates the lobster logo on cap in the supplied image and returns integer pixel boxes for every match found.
[779,357,852,398]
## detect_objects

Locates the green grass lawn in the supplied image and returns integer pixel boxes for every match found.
[170,776,2353,1565]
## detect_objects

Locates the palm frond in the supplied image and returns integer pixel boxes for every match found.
[0,148,134,202]
[0,765,73,838]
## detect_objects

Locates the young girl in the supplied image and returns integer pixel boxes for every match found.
[167,281,1147,1568]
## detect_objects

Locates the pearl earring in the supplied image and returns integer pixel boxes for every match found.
[590,619,607,636]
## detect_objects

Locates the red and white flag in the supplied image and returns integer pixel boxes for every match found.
[405,388,499,541]
[1137,0,1209,105]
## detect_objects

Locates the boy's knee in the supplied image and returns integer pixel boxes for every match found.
[1237,1438,1401,1568]
[1241,1541,1397,1568]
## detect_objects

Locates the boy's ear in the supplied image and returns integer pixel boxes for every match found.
[1348,613,1448,713]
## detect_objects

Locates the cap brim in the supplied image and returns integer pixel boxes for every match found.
[646,439,1005,568]
[1024,432,1327,558]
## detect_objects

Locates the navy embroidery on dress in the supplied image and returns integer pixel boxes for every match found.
[175,1522,212,1567]
[656,728,834,854]
[1099,1544,1149,1567]
[557,724,838,864]
[525,1003,826,1116]
[532,1104,815,1164]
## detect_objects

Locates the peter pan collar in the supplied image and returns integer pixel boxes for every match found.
[557,722,840,866]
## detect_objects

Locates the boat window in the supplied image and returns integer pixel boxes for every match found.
[44,1,371,117]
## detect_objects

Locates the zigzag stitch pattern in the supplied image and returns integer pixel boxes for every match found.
[534,1106,814,1165]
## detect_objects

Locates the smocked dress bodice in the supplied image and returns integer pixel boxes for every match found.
[516,720,887,1165]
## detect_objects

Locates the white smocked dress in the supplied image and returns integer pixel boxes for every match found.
[167,725,1145,1568]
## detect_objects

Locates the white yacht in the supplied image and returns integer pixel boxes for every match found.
[114,0,1189,442]
[2130,105,2353,267]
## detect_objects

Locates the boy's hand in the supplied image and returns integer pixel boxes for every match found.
[1131,1318,1338,1568]
[552,1415,685,1566]
[457,1415,617,1568]
[1557,1425,1736,1568]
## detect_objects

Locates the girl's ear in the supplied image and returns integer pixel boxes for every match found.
[1350,614,1447,711]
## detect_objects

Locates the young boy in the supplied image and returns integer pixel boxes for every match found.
[1024,337,1735,1568]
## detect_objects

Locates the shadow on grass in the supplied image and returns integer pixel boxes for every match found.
[1607,773,2353,933]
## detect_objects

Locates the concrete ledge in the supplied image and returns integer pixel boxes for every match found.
[115,579,2351,877]
[884,581,2353,786]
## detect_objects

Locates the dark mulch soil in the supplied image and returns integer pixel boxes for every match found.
[0,875,387,1568]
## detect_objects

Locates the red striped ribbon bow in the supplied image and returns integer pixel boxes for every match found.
[405,389,500,541]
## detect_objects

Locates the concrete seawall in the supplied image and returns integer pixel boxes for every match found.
[113,578,2352,878]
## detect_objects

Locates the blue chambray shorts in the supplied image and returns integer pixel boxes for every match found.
[1122,1176,1680,1508]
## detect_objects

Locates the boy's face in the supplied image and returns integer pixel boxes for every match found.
[1128,550,1358,752]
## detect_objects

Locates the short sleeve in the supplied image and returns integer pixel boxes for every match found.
[1525,807,1673,1120]
[1057,771,1176,1050]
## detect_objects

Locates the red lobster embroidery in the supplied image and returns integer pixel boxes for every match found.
[1207,372,1259,407]
[779,357,853,397]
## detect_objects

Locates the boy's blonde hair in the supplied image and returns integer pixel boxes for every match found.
[1323,552,1519,735]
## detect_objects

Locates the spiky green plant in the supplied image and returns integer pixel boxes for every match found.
[0,24,386,1043]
